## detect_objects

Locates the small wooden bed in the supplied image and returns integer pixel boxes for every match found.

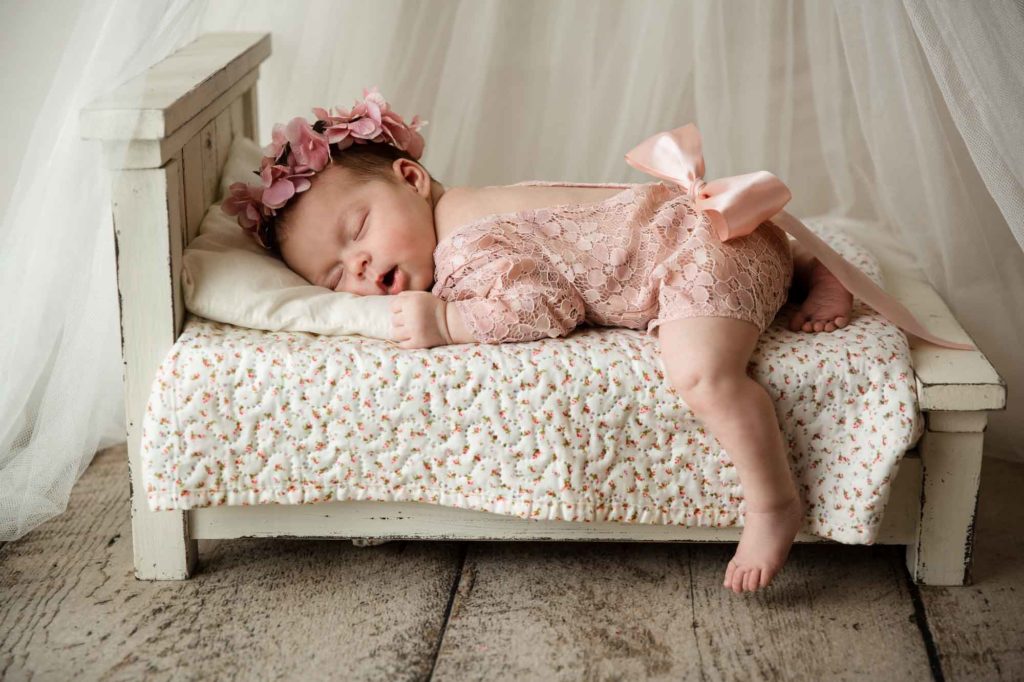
[80,32,1006,584]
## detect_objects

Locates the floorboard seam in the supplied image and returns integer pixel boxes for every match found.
[687,546,707,682]
[425,542,469,682]
[904,561,945,682]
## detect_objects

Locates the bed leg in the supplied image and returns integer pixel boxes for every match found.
[111,159,198,580]
[906,411,986,586]
[127,436,197,580]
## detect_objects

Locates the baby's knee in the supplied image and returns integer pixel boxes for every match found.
[662,356,746,408]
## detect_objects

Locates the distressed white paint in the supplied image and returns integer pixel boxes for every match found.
[84,31,1006,584]
[79,33,270,140]
[110,156,197,580]
[926,411,990,434]
[906,421,987,585]
[93,67,260,170]
[885,275,1007,412]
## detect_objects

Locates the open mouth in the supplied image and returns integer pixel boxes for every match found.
[381,266,398,293]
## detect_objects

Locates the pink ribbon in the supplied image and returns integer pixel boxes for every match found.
[625,123,975,351]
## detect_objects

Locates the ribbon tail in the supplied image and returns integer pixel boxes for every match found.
[772,211,976,351]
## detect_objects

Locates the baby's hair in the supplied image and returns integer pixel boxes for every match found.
[265,141,436,258]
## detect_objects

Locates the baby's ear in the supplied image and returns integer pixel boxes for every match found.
[393,158,431,195]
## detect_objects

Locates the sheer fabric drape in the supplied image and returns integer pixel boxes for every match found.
[1,0,1021,540]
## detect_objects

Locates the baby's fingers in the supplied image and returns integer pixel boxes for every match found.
[391,314,408,340]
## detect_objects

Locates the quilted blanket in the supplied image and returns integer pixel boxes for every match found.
[141,227,924,544]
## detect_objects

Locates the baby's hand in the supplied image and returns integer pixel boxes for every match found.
[390,291,453,349]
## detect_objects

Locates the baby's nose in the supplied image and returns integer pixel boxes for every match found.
[348,253,370,279]
[352,255,378,291]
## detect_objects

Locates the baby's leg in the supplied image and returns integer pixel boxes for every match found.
[657,316,804,593]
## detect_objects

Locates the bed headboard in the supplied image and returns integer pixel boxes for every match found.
[81,31,270,335]
[79,32,271,576]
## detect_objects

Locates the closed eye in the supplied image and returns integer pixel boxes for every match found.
[326,211,367,289]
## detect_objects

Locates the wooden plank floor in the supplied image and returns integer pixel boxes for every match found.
[2,444,1021,681]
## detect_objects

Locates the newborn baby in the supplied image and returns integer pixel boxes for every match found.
[272,151,853,346]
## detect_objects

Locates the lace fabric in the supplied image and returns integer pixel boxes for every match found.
[431,181,793,344]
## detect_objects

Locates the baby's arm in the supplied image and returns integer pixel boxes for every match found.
[440,254,586,345]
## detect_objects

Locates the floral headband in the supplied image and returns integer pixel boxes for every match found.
[220,85,427,250]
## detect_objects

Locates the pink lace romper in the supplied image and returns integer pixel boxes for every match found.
[430,180,794,344]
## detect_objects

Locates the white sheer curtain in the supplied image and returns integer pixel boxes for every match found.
[1,0,1021,541]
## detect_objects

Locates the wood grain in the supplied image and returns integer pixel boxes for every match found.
[4,446,1022,679]
[432,541,702,679]
[0,445,461,680]
[688,544,931,680]
[429,541,932,680]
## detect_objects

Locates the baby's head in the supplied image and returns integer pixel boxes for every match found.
[222,87,440,296]
[273,143,442,296]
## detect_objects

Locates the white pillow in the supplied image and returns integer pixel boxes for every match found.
[181,135,394,340]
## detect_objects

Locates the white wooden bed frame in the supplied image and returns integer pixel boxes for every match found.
[80,32,1006,585]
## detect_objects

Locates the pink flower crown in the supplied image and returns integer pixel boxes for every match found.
[220,85,427,250]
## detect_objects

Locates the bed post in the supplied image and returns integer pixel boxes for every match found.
[80,32,272,579]
[887,275,1007,585]
[907,413,987,585]
[109,158,195,579]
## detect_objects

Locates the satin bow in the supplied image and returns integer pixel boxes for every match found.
[624,123,975,351]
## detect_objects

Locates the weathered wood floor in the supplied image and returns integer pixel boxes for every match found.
[2,444,1021,681]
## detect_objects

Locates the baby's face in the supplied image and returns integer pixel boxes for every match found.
[278,160,437,296]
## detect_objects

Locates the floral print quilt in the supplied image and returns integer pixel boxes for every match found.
[141,227,923,544]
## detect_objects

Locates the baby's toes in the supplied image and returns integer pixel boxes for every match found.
[731,567,746,594]
[835,316,848,328]
[824,321,836,332]
[789,310,808,332]
[813,320,826,332]
[724,560,737,588]
[744,568,761,592]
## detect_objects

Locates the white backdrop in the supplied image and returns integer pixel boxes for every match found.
[1,0,1021,541]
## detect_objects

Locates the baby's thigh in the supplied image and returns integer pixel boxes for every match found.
[657,316,761,394]
[652,221,794,339]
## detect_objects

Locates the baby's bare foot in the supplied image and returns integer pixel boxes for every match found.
[723,496,804,593]
[789,259,853,333]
